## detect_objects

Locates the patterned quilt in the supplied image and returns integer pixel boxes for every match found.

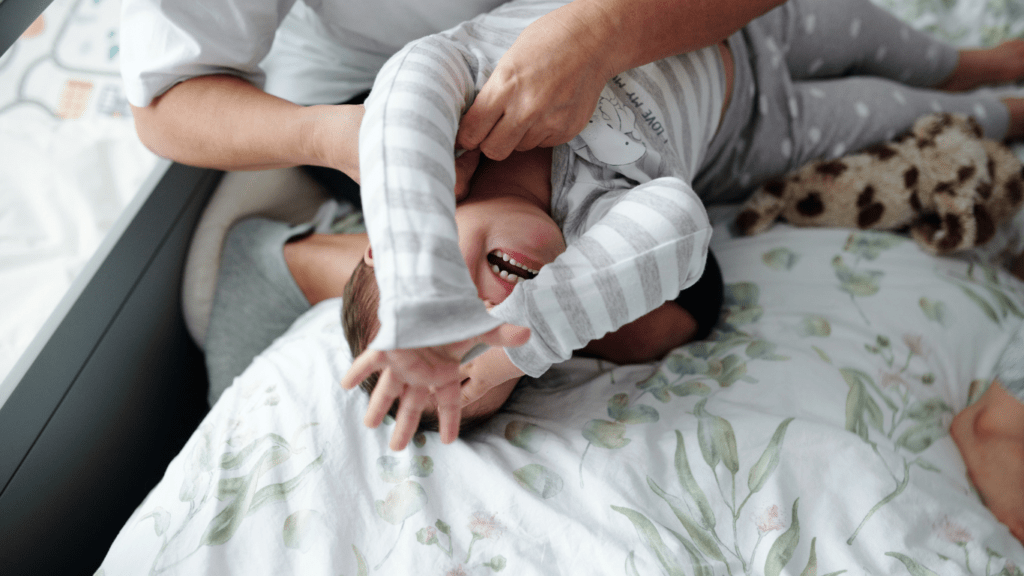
[100,205,1024,575]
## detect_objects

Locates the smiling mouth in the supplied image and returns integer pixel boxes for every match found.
[487,249,539,284]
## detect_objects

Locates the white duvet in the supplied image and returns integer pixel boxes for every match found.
[100,211,1024,575]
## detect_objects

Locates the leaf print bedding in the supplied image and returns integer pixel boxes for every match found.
[98,0,1024,569]
[100,206,1024,575]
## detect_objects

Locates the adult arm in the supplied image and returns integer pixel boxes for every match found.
[131,75,363,178]
[121,0,363,178]
[458,0,786,159]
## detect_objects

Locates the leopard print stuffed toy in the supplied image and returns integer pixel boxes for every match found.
[735,113,1024,255]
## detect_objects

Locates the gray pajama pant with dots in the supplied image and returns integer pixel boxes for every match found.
[694,0,1011,204]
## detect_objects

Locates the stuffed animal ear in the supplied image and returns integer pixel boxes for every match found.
[979,139,1024,231]
[735,178,789,236]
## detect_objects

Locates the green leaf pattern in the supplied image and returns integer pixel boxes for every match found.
[108,208,1024,574]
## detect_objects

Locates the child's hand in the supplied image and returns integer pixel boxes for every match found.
[340,323,529,451]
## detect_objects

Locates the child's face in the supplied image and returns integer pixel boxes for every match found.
[430,177,566,423]
[454,193,566,307]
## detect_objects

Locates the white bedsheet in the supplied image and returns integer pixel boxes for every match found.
[0,0,158,382]
[100,210,1024,575]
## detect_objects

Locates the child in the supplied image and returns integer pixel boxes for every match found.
[341,149,725,435]
[341,0,1024,449]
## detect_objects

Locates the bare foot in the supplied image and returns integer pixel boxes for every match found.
[940,40,1024,92]
[950,381,1024,543]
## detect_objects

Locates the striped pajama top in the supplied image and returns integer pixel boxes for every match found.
[359,0,725,377]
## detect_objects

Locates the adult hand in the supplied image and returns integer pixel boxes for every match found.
[456,4,611,161]
[340,323,529,451]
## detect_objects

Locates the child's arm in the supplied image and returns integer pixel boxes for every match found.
[348,7,546,449]
[358,33,502,353]
[490,176,713,377]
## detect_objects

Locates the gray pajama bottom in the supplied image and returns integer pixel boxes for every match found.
[694,0,1011,204]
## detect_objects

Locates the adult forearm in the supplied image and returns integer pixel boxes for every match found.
[576,0,785,77]
[130,74,361,179]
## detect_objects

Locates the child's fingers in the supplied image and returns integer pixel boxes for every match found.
[433,382,463,444]
[390,386,431,451]
[363,368,403,428]
[341,349,384,390]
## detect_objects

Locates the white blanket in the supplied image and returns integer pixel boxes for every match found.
[100,211,1024,575]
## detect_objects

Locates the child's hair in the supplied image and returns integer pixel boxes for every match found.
[341,259,497,435]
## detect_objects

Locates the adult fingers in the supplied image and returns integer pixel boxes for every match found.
[477,114,531,161]
[340,349,384,390]
[512,127,550,154]
[433,382,463,444]
[390,386,431,451]
[456,88,507,151]
[363,368,402,429]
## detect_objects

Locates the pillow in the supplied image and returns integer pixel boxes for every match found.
[181,167,332,347]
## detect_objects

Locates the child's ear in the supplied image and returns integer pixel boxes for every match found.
[363,245,374,267]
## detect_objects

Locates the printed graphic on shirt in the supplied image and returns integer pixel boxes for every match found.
[573,89,647,167]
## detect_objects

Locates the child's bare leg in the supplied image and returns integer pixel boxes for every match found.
[950,381,1024,543]
[939,41,1024,92]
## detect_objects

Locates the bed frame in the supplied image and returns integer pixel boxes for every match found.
[0,6,220,571]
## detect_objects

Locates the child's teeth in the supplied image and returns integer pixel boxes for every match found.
[491,264,500,274]
[509,257,518,266]
[502,253,509,262]
[508,273,519,283]
[500,270,509,279]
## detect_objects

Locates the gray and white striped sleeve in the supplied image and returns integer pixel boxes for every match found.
[358,0,561,351]
[490,177,713,377]
[359,34,503,351]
